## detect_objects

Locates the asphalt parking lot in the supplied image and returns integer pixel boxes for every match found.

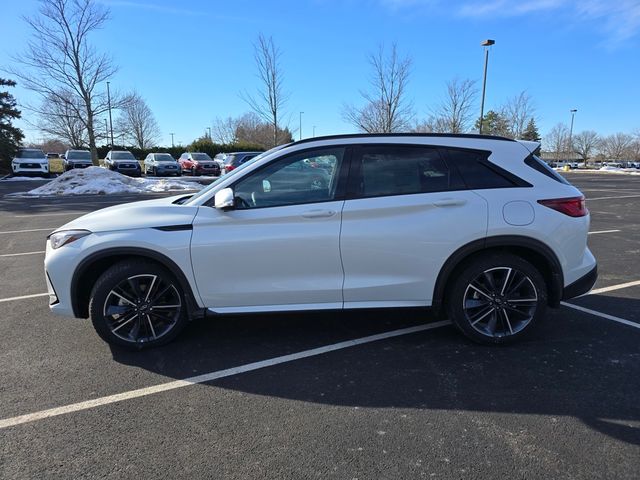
[0,173,638,479]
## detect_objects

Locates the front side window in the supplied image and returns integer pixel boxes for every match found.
[232,148,345,209]
[350,145,461,198]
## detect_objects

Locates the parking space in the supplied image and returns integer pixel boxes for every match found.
[0,172,639,478]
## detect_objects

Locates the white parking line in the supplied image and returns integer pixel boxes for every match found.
[0,293,49,303]
[562,302,639,330]
[0,320,451,429]
[14,212,83,218]
[0,251,45,257]
[0,228,52,235]
[589,280,640,295]
[588,194,640,201]
[588,229,621,235]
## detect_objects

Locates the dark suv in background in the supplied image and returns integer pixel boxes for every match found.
[104,150,142,177]
[218,151,262,174]
[63,149,93,171]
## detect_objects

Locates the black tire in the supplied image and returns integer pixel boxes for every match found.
[152,166,158,177]
[446,253,547,345]
[191,167,198,176]
[89,260,189,350]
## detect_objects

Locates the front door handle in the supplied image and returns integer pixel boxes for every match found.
[433,198,467,207]
[301,209,336,218]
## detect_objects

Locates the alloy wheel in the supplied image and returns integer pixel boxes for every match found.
[462,267,538,338]
[102,274,182,344]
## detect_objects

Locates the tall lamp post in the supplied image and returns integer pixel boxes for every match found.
[170,133,175,148]
[106,81,114,147]
[104,118,109,146]
[299,111,304,140]
[568,109,577,159]
[478,39,495,135]
[206,127,212,140]
[312,125,316,137]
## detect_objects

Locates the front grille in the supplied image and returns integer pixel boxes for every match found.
[19,163,43,168]
[118,163,136,169]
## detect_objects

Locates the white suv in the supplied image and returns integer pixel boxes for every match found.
[45,134,597,349]
[12,148,49,177]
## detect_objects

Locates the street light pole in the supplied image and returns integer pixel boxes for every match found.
[313,125,316,137]
[568,109,577,159]
[206,127,212,140]
[106,81,114,147]
[104,118,109,146]
[170,133,175,148]
[299,111,304,140]
[479,39,495,135]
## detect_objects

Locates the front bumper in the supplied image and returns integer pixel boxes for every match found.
[12,162,49,176]
[562,265,598,300]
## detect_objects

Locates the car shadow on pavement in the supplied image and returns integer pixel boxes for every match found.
[108,296,640,446]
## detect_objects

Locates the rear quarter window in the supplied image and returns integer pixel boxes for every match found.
[446,149,527,189]
[524,155,570,185]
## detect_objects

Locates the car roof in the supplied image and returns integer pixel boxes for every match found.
[291,133,516,147]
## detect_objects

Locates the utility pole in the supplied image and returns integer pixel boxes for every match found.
[104,118,109,146]
[313,125,316,137]
[206,127,212,140]
[479,39,495,135]
[299,111,304,140]
[170,133,175,148]
[568,109,577,159]
[106,81,114,147]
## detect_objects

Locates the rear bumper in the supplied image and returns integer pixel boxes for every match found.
[562,265,598,300]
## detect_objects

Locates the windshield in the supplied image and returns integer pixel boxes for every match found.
[112,151,136,160]
[154,154,175,162]
[68,151,91,160]
[184,145,289,205]
[18,150,45,159]
[191,153,212,161]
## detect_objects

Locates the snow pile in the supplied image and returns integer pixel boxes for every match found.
[16,166,206,196]
[598,166,640,175]
[1,175,51,182]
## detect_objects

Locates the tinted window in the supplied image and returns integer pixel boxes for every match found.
[351,146,461,198]
[233,148,345,209]
[111,151,135,160]
[154,153,175,162]
[67,151,91,160]
[18,150,45,159]
[191,153,212,161]
[447,149,518,189]
[525,154,570,185]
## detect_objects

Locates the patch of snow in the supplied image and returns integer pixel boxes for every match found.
[598,166,640,175]
[1,175,51,181]
[11,166,206,196]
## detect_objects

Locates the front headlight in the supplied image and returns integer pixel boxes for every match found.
[48,229,91,249]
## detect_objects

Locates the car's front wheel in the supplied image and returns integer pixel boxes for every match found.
[446,254,547,345]
[89,261,188,349]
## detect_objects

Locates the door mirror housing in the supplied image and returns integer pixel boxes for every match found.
[214,187,235,210]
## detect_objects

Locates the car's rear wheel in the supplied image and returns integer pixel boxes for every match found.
[191,167,198,176]
[446,254,547,345]
[89,261,188,349]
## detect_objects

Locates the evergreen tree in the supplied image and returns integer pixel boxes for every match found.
[475,110,511,137]
[0,78,24,172]
[520,118,541,141]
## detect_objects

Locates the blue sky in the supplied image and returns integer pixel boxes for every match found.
[1,0,639,146]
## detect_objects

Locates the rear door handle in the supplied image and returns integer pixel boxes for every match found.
[433,198,467,207]
[301,209,336,218]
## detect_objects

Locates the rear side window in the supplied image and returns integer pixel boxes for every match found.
[525,154,570,185]
[350,145,464,198]
[447,149,522,189]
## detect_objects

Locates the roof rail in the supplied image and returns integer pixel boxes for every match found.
[290,132,516,146]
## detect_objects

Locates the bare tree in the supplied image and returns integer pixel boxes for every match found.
[342,43,414,133]
[241,34,289,147]
[544,123,569,159]
[211,116,240,144]
[572,130,600,166]
[430,78,478,134]
[9,0,121,164]
[35,90,88,148]
[235,112,293,149]
[502,91,535,139]
[115,92,161,149]
[601,132,633,160]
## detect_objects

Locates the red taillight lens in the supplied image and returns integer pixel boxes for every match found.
[226,165,235,172]
[538,196,588,217]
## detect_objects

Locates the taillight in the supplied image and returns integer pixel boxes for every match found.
[538,196,588,217]
[226,165,235,172]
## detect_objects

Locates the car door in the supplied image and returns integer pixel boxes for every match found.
[340,144,488,308]
[190,146,349,312]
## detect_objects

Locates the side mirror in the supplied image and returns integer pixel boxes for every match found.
[214,187,235,210]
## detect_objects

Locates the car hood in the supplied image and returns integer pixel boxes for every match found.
[54,195,198,234]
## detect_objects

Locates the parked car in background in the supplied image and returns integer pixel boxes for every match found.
[178,152,221,176]
[104,150,142,177]
[144,153,181,177]
[47,152,61,160]
[11,148,49,177]
[63,149,93,171]
[220,151,262,174]
[44,134,597,349]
